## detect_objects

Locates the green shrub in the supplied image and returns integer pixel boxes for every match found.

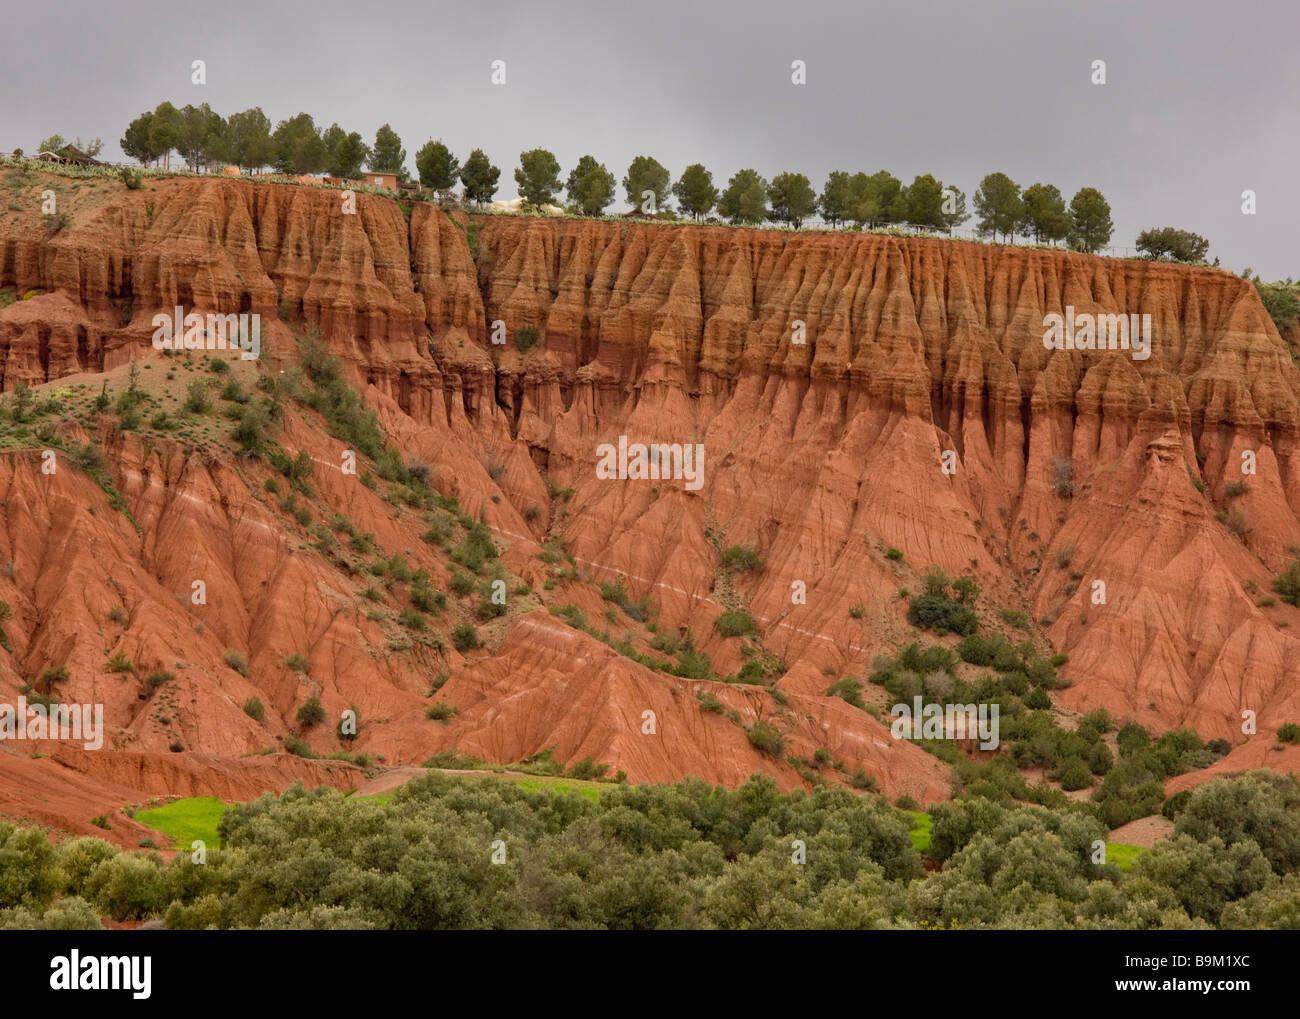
[242,697,265,722]
[384,554,414,584]
[826,676,865,709]
[906,593,978,636]
[1274,559,1300,607]
[450,523,498,573]
[423,517,454,549]
[650,632,678,655]
[1116,721,1151,757]
[566,757,609,781]
[672,636,714,680]
[426,672,451,695]
[223,649,248,676]
[1279,722,1300,744]
[698,692,725,714]
[552,604,587,629]
[284,734,315,758]
[425,702,458,722]
[1162,789,1192,820]
[1000,608,1030,629]
[410,578,445,614]
[450,570,475,596]
[232,405,268,453]
[1085,740,1114,775]
[1081,708,1114,733]
[0,824,63,909]
[921,566,950,596]
[956,633,996,666]
[452,623,481,652]
[599,576,630,604]
[398,607,427,631]
[715,610,756,638]
[747,720,786,758]
[951,576,978,605]
[422,748,481,769]
[720,545,763,571]
[734,660,764,685]
[296,698,325,728]
[82,854,168,921]
[1055,759,1093,791]
[183,378,212,414]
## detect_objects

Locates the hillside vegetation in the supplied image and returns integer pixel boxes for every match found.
[3,770,1299,929]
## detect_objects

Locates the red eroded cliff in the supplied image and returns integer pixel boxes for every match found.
[0,170,1297,835]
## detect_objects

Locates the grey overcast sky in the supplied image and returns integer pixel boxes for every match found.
[4,0,1297,278]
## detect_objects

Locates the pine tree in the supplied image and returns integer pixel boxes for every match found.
[515,149,562,208]
[369,124,407,175]
[415,140,460,190]
[673,164,718,220]
[460,148,500,205]
[565,155,616,215]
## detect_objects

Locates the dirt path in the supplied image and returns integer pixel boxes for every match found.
[351,767,426,797]
[1109,814,1174,847]
[350,766,559,798]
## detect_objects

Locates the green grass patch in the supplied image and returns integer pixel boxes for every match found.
[134,796,227,849]
[1106,842,1147,872]
[900,809,932,852]
[510,775,605,802]
[348,792,396,806]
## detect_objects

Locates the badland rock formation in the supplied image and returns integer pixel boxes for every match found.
[0,171,1296,843]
